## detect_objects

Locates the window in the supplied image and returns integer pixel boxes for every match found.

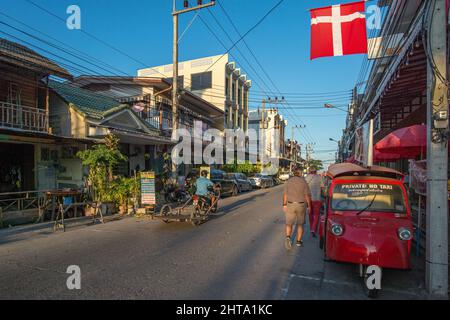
[238,86,242,106]
[165,76,184,89]
[225,76,230,99]
[191,71,212,91]
[7,82,21,105]
[243,90,248,110]
[331,183,406,213]
[232,81,236,101]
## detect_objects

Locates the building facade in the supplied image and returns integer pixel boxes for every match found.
[0,38,73,193]
[137,54,251,131]
[248,108,288,173]
[72,75,226,175]
[338,0,449,295]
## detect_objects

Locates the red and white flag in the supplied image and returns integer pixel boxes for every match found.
[310,1,368,60]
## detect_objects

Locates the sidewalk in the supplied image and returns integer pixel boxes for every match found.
[0,214,127,246]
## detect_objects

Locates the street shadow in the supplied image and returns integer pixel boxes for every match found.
[0,216,123,246]
[190,214,300,299]
[214,193,268,216]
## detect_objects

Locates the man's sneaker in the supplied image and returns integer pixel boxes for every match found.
[296,240,303,247]
[285,237,292,250]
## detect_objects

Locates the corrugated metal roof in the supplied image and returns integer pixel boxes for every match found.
[49,80,161,136]
[0,38,72,79]
[48,80,124,119]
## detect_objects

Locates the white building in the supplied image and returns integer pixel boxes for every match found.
[138,54,251,131]
[248,108,287,163]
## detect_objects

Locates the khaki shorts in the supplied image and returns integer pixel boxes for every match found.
[285,202,307,225]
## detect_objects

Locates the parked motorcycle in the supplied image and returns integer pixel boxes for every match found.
[164,183,190,204]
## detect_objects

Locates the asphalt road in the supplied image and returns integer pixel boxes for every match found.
[0,185,426,300]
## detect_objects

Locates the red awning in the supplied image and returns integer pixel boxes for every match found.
[375,124,426,158]
[373,149,401,163]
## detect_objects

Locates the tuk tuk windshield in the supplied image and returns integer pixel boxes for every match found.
[331,183,406,213]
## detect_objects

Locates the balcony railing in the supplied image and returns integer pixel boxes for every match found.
[0,101,48,133]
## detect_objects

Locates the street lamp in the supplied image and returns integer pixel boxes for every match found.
[329,138,341,162]
[329,138,340,144]
[324,103,348,113]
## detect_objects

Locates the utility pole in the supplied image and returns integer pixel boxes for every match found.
[291,125,305,167]
[305,143,316,171]
[305,144,310,171]
[261,99,266,130]
[172,0,216,174]
[172,0,179,142]
[426,0,448,298]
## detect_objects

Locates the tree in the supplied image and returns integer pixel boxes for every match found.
[308,159,324,171]
[222,161,259,175]
[77,134,127,202]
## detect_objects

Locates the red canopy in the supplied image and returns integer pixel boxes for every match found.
[373,149,401,163]
[375,124,426,158]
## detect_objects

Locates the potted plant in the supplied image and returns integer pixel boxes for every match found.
[77,134,127,216]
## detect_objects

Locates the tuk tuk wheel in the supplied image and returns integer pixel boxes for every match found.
[191,219,201,227]
[363,267,381,299]
[190,208,202,227]
[365,287,380,299]
[160,204,172,224]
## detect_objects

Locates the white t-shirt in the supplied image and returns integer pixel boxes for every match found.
[305,174,322,201]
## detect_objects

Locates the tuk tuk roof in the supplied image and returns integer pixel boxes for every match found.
[326,163,404,180]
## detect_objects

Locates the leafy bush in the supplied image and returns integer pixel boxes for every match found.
[77,134,127,202]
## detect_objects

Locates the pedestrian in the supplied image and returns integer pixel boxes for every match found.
[305,168,323,237]
[282,166,312,250]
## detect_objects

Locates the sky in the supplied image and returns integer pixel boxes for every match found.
[0,0,379,165]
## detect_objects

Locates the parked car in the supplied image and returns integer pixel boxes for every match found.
[211,170,239,197]
[278,172,291,182]
[272,176,282,186]
[186,169,236,197]
[249,174,274,189]
[226,173,253,192]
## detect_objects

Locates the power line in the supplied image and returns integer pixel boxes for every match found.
[214,0,319,144]
[203,0,285,73]
[24,0,169,79]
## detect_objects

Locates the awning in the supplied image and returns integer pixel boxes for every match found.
[373,149,402,163]
[375,124,426,158]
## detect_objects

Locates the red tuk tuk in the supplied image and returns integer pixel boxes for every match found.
[319,163,413,297]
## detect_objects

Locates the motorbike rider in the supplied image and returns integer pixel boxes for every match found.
[195,170,216,207]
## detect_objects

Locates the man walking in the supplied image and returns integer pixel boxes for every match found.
[305,168,323,237]
[283,166,312,250]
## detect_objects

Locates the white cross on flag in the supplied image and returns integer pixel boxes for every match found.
[310,1,368,60]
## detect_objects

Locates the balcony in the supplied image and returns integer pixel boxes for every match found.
[0,102,48,133]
